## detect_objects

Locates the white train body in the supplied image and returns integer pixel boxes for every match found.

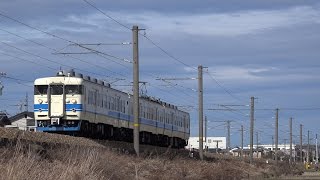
[34,71,190,147]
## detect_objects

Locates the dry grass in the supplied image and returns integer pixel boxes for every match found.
[0,127,304,180]
[0,141,275,180]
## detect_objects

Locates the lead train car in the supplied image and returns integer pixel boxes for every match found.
[34,71,190,148]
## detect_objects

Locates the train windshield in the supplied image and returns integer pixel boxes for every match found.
[34,85,48,95]
[50,85,63,95]
[65,85,82,95]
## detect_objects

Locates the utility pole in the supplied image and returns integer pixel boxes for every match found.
[250,97,255,164]
[227,120,231,154]
[307,130,310,164]
[300,124,303,163]
[256,131,259,158]
[275,108,279,165]
[272,136,274,160]
[215,141,219,154]
[205,115,207,151]
[198,65,204,160]
[25,92,29,112]
[0,72,6,96]
[241,125,244,158]
[132,25,140,156]
[290,117,293,164]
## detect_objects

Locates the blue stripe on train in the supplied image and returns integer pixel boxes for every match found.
[37,125,81,132]
[34,104,83,112]
[35,104,185,133]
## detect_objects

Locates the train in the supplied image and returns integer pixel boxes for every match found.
[34,70,190,148]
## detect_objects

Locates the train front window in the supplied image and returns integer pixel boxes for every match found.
[34,85,48,95]
[50,85,63,95]
[65,85,82,95]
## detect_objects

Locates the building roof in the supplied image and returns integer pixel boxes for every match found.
[0,112,11,126]
[9,111,34,122]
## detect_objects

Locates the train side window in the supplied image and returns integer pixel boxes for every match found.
[34,85,48,95]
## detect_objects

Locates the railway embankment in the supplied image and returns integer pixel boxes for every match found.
[0,128,304,179]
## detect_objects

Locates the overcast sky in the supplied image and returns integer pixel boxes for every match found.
[1,0,320,147]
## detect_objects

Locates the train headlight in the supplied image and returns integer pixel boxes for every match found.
[66,99,70,103]
[71,99,77,104]
[38,99,43,104]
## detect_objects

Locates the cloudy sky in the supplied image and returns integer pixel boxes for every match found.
[1,0,320,147]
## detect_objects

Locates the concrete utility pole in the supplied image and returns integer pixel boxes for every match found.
[198,65,204,160]
[316,134,319,164]
[215,140,219,154]
[227,120,231,154]
[290,117,293,163]
[256,131,259,158]
[307,130,310,164]
[0,72,6,96]
[241,125,244,158]
[205,115,207,151]
[275,108,279,165]
[132,25,140,156]
[300,124,303,163]
[250,97,255,164]
[25,92,29,112]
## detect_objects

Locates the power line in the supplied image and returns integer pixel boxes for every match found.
[80,0,200,100]
[141,34,197,70]
[80,0,197,69]
[205,71,245,103]
[0,12,198,104]
[82,0,195,72]
[1,41,106,77]
[2,76,33,87]
[0,12,131,72]
[0,50,56,71]
[82,0,131,31]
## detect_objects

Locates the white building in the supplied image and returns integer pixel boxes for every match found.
[248,144,295,151]
[6,111,36,131]
[187,137,226,150]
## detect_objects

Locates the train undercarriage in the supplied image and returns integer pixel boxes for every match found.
[38,120,187,149]
[79,120,187,148]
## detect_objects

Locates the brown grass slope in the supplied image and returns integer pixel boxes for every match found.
[0,128,303,180]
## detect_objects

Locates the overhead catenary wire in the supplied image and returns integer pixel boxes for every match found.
[0,12,200,111]
[0,11,132,69]
[1,76,33,87]
[80,0,245,105]
[81,0,201,85]
[0,11,200,107]
[1,41,112,78]
[0,27,130,79]
[0,50,56,71]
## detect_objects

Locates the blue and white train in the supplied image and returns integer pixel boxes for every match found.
[34,70,190,148]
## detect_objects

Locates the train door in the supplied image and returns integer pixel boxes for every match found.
[48,84,65,124]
